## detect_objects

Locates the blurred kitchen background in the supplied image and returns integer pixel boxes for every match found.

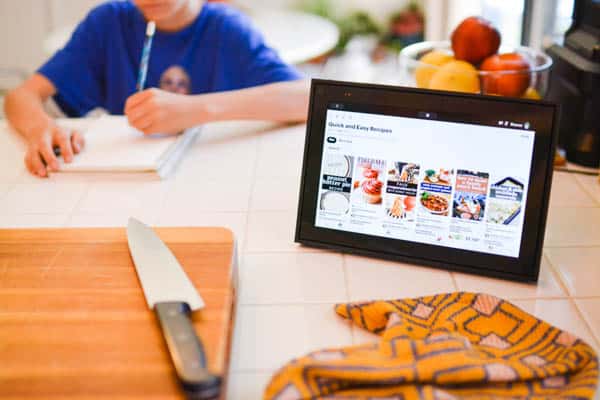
[0,0,577,116]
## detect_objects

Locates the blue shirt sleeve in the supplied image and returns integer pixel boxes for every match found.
[37,5,108,117]
[217,9,303,90]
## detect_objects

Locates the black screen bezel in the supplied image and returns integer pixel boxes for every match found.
[295,79,559,282]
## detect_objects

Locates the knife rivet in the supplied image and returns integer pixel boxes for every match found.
[189,361,200,369]
[176,332,189,341]
[168,309,178,317]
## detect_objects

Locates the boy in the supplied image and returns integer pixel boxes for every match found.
[4,0,309,177]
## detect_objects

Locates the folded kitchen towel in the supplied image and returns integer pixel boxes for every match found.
[264,292,598,400]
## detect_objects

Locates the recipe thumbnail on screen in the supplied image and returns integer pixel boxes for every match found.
[319,154,354,215]
[385,162,419,221]
[452,170,489,221]
[418,168,454,217]
[352,157,386,205]
[486,177,524,226]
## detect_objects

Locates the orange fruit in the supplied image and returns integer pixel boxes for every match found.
[415,50,454,88]
[522,87,541,100]
[428,60,481,93]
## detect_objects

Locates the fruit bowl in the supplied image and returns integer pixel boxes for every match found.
[399,41,552,99]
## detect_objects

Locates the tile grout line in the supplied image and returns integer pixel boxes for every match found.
[541,252,573,297]
[237,302,350,307]
[549,204,600,209]
[153,177,176,226]
[0,182,17,202]
[341,254,358,344]
[236,296,586,307]
[341,255,351,302]
[63,182,93,227]
[571,173,600,207]
[551,172,597,208]
[229,368,276,374]
[506,296,571,301]
[570,297,600,350]
[0,211,75,216]
[449,272,459,291]
[239,250,326,255]
[544,244,600,249]
[153,209,270,215]
[241,136,261,254]
[244,248,328,254]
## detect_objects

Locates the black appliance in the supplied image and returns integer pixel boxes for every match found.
[546,0,600,167]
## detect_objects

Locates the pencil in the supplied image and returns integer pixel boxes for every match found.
[136,21,156,91]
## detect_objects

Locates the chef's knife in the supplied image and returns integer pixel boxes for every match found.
[126,218,221,399]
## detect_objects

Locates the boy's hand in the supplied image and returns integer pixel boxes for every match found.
[24,123,85,178]
[125,88,194,135]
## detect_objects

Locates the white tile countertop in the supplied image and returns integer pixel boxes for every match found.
[1,120,599,398]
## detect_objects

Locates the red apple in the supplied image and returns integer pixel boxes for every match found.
[451,16,501,65]
[480,53,531,97]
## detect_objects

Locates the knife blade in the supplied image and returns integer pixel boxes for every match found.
[126,218,221,399]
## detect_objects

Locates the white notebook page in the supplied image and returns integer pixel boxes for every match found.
[60,116,181,172]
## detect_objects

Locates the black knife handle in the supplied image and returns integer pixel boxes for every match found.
[154,302,222,399]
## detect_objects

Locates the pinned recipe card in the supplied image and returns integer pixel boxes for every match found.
[57,116,200,178]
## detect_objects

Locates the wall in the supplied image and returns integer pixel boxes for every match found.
[0,0,52,76]
[0,0,421,78]
[0,0,104,83]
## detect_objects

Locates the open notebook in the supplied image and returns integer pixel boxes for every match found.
[56,116,200,178]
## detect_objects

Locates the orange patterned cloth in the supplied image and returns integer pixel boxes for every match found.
[265,292,598,399]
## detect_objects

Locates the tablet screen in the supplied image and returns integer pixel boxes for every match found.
[296,80,557,281]
[315,106,534,258]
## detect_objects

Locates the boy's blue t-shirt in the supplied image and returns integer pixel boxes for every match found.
[38,1,302,117]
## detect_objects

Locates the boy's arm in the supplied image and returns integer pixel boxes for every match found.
[124,80,310,135]
[203,79,310,123]
[4,73,84,177]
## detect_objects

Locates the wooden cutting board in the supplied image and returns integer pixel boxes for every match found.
[0,227,236,399]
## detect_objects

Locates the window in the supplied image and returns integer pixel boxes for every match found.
[542,0,574,46]
[432,0,576,49]
[446,0,525,48]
